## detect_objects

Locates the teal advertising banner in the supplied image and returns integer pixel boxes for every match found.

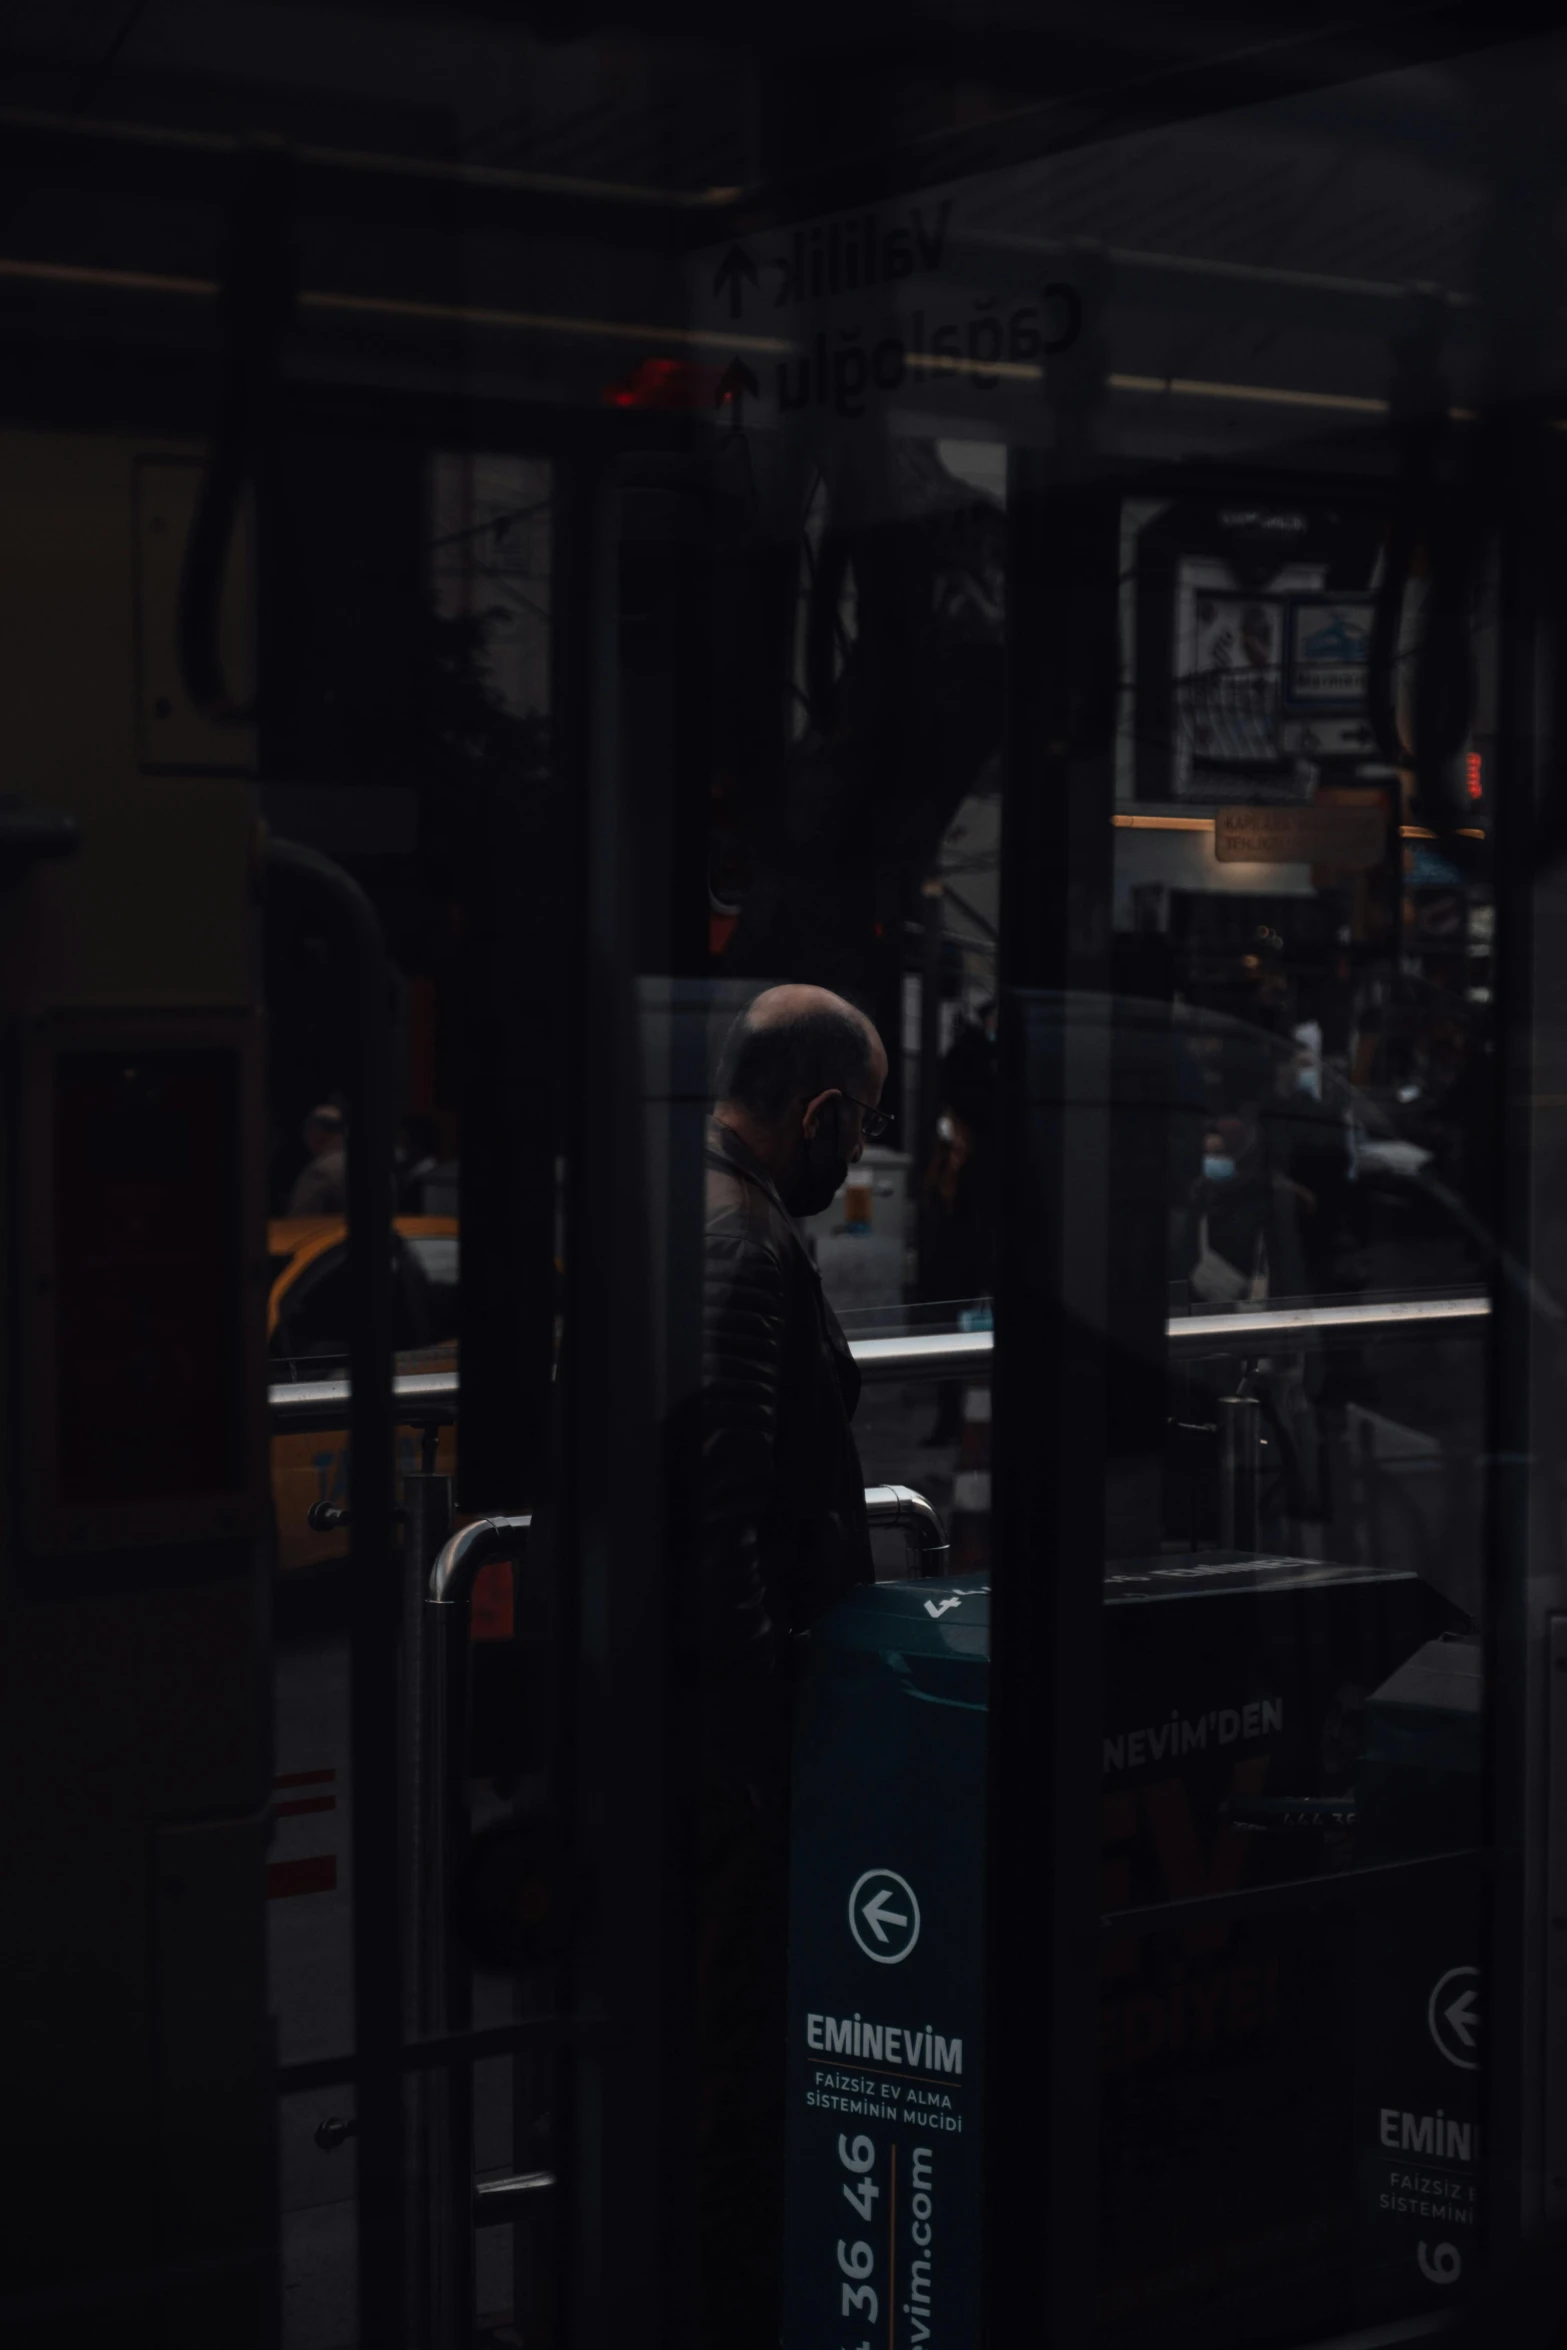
[784,1558,1467,2346]
[785,1577,988,2350]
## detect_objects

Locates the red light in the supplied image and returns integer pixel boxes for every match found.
[1467,752,1483,802]
[603,357,724,411]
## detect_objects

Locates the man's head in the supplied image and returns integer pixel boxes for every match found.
[303,1103,345,1160]
[715,984,889,1217]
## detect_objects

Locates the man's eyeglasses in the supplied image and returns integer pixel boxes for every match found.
[843,1094,895,1144]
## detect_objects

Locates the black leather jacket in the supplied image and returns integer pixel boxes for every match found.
[700,1119,873,1703]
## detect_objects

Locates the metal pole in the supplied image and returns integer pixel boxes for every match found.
[986,447,1120,2350]
[424,1578,474,2350]
[403,1466,453,2347]
[438,1631,476,2350]
[920,876,944,1148]
[266,836,404,2346]
[403,1469,454,2033]
[1474,101,1557,2262]
[424,1517,533,2350]
[1218,1395,1262,1553]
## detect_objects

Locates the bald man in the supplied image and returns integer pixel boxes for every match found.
[694,984,890,2346]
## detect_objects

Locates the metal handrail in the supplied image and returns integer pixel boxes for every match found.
[421,1498,946,1615]
[427,1514,535,1609]
[267,1290,1493,1431]
[852,1329,997,1383]
[420,1496,945,1987]
[864,1484,951,1576]
[475,2169,556,2225]
[419,1511,533,2350]
[1166,1291,1490,1354]
[271,1367,458,1430]
[413,1484,944,2324]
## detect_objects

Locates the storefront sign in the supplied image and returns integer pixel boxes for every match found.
[1215,805,1385,868]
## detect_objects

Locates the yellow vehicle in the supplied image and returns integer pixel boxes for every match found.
[268,1215,459,1580]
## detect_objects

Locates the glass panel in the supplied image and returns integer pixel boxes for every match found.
[962,45,1557,2348]
[270,1241,430,1368]
[722,41,1555,2350]
[37,7,1561,2340]
[403,1232,461,1346]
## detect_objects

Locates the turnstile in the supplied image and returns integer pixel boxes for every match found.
[784,1556,1476,2347]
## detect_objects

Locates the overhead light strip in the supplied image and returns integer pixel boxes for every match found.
[0,254,1542,431]
[1113,814,1487,844]
[0,103,739,208]
[974,229,1473,310]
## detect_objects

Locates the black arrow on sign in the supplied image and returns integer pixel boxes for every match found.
[715,357,758,432]
[713,245,759,319]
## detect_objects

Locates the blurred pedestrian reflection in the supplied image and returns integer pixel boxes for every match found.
[919,998,997,1443]
[285,1102,346,1216]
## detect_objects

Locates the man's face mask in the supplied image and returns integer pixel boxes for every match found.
[787,1099,851,1218]
[1203,1153,1237,1183]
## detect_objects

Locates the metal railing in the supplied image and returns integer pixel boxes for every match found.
[864,1483,951,1574]
[268,1290,1493,1432]
[272,1282,1495,2343]
[409,1482,946,2346]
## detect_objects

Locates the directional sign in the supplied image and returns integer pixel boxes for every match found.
[712,243,759,320]
[1427,1965,1480,2071]
[705,202,958,323]
[714,357,758,432]
[848,1867,921,1965]
[689,187,1081,435]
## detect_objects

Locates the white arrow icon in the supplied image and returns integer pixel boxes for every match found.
[861,1888,908,1942]
[848,1869,921,1964]
[925,1595,961,1619]
[1427,1966,1480,2070]
[1444,1987,1479,2049]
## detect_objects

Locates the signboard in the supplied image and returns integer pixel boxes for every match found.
[1215,805,1385,868]
[1184,595,1285,768]
[786,1560,1461,2343]
[1351,1633,1484,2323]
[1406,845,1467,889]
[1287,600,1374,708]
[691,193,1081,435]
[785,1578,985,2350]
[1408,890,1466,947]
[1172,566,1381,799]
[1172,566,1308,801]
[1279,716,1378,759]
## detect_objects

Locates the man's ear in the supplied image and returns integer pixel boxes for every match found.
[801,1088,841,1141]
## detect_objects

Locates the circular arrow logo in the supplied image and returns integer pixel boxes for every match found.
[848,1868,921,1965]
[1428,1966,1480,2071]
